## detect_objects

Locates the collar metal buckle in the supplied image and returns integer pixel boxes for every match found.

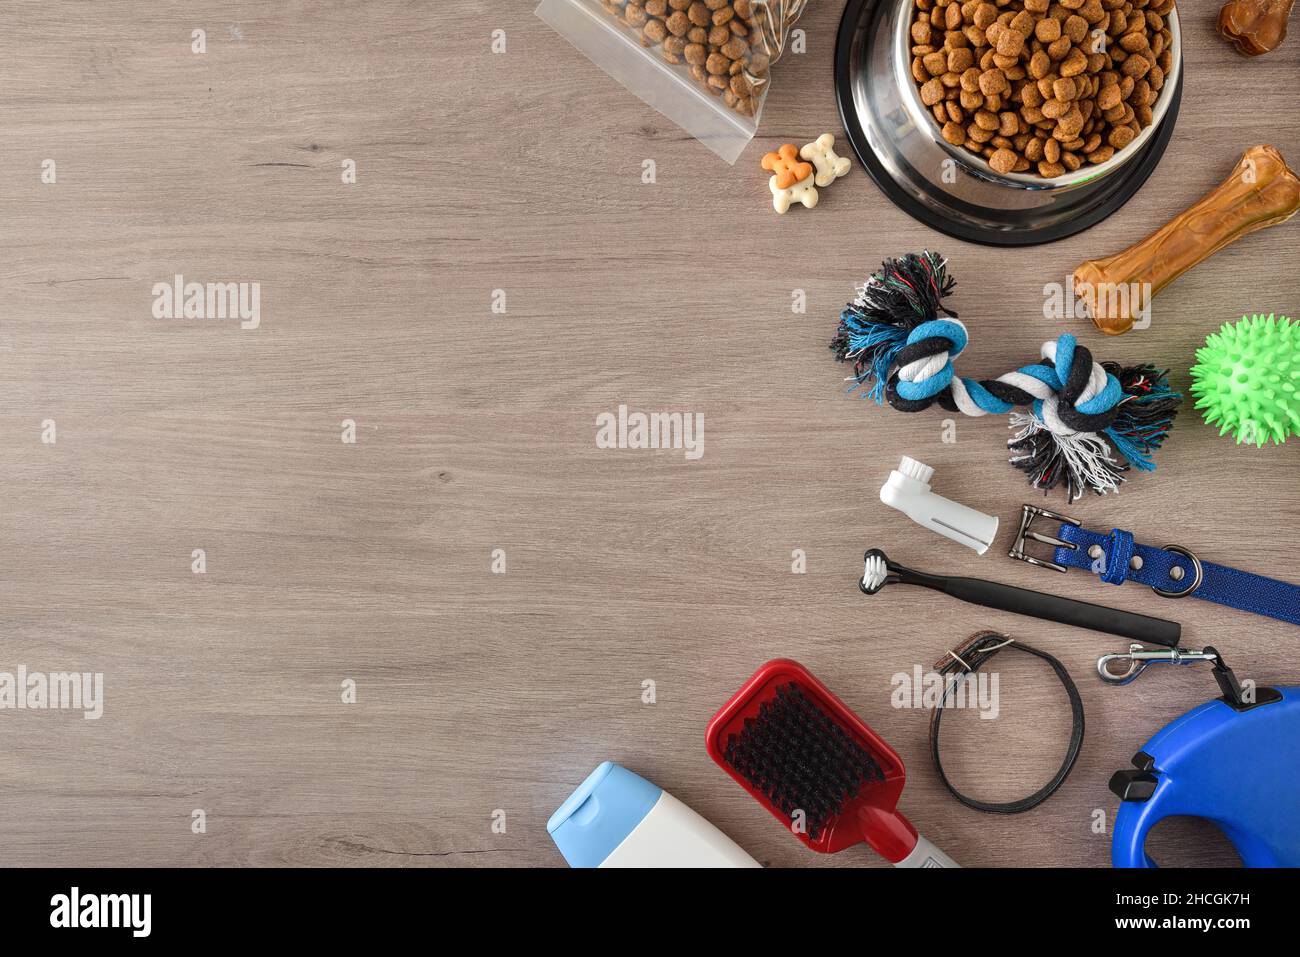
[1008,504,1082,573]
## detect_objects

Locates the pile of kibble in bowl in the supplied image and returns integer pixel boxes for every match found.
[909,0,1176,178]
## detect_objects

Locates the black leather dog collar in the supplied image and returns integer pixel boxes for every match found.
[929,631,1085,815]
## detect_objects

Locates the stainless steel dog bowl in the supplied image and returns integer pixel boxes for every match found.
[835,0,1184,245]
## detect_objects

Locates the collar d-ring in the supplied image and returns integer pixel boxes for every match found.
[1152,544,1203,598]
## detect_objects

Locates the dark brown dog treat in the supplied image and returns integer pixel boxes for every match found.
[949,47,976,71]
[978,68,1009,95]
[721,37,747,59]
[1087,144,1115,164]
[1047,35,1072,59]
[1108,124,1136,148]
[989,147,1020,172]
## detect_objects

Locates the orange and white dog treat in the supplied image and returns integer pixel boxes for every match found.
[762,143,819,214]
[769,172,819,213]
[761,143,813,190]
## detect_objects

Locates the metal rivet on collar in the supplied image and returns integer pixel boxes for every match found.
[1088,544,1103,559]
[1170,566,1184,581]
[1129,556,1143,570]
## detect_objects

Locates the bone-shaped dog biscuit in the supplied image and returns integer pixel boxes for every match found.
[770,174,819,214]
[1074,145,1300,335]
[761,144,813,191]
[800,133,852,188]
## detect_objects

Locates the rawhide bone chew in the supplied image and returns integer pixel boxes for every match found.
[1074,145,1300,336]
[1219,0,1295,56]
[831,252,1181,502]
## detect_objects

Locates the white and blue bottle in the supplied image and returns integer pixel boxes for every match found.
[548,762,760,868]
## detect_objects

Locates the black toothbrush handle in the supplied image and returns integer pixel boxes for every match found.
[891,564,1181,646]
[940,575,1181,646]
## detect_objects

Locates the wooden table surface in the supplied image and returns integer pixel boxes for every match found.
[1,1,1297,868]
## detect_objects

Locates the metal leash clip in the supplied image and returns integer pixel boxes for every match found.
[1097,644,1222,685]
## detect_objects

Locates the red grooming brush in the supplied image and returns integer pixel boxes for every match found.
[706,659,958,867]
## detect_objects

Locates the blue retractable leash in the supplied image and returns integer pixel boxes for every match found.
[1010,505,1300,867]
[1109,686,1300,868]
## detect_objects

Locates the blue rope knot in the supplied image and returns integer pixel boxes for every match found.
[893,319,968,402]
[894,330,1126,428]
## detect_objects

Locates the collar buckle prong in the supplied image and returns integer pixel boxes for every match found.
[1008,504,1082,573]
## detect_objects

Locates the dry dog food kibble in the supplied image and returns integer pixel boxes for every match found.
[908,0,1177,179]
[599,0,794,117]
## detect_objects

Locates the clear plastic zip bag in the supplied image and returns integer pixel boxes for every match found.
[537,0,810,164]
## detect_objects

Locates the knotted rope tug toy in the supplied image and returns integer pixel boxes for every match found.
[831,252,1182,501]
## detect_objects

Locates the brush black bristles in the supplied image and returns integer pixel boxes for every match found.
[722,683,884,840]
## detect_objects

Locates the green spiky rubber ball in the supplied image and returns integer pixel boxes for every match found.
[1190,314,1300,447]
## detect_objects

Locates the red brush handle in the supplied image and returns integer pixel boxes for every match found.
[860,806,919,863]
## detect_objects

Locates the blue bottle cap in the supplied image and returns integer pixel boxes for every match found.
[547,762,662,868]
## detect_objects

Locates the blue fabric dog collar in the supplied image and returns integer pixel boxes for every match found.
[1009,505,1300,627]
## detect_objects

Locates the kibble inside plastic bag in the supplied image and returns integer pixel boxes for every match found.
[537,0,811,164]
